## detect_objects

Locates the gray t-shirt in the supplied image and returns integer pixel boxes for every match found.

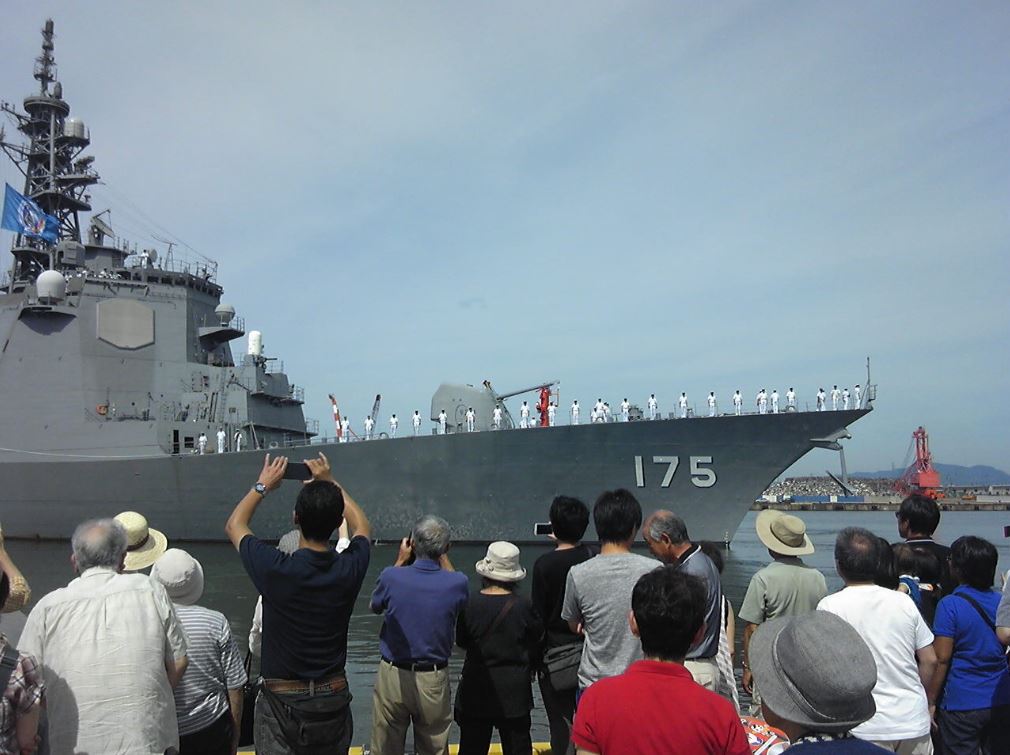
[561,552,658,688]
[677,545,722,659]
[997,577,1010,629]
[738,557,828,626]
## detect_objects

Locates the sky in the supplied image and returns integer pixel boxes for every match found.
[1,1,1008,477]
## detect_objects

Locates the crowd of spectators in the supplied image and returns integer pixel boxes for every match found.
[763,477,895,499]
[1,467,1009,754]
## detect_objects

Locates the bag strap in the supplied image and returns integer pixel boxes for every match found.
[481,596,517,642]
[0,643,18,692]
[954,592,996,631]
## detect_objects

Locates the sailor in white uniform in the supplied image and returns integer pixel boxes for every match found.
[233,430,244,452]
[733,391,743,415]
[412,410,422,436]
[707,392,717,417]
[830,385,840,410]
[757,389,767,415]
[678,393,688,419]
[842,387,850,410]
[854,384,862,409]
[520,401,530,429]
[389,414,399,437]
[438,409,447,434]
[216,427,226,454]
[594,399,605,422]
[197,432,208,455]
[364,415,375,439]
[770,389,779,414]
[465,407,476,432]
[816,388,826,411]
[548,402,556,427]
[492,405,503,430]
[571,400,580,425]
[620,398,630,423]
[647,394,658,420]
[340,417,350,442]
[603,403,612,423]
[786,388,796,409]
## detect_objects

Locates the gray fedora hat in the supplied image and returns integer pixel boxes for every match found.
[750,611,877,734]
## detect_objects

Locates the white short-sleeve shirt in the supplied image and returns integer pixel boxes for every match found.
[817,585,934,740]
[19,568,188,754]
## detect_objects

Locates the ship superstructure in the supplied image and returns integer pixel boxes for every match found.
[0,20,314,462]
[0,20,874,543]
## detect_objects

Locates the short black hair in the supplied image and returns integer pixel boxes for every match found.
[699,541,725,574]
[549,496,589,544]
[593,489,642,543]
[0,571,8,612]
[898,494,941,535]
[874,536,898,590]
[950,536,998,590]
[632,566,707,661]
[295,480,345,542]
[835,527,880,583]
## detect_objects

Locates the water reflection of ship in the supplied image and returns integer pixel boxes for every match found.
[0,19,873,542]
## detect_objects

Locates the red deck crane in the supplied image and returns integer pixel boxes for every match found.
[894,426,943,499]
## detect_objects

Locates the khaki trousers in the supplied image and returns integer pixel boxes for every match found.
[684,657,719,692]
[370,660,452,755]
[868,734,933,755]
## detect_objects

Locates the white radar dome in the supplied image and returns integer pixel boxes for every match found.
[37,270,67,303]
[215,303,236,325]
[247,330,263,357]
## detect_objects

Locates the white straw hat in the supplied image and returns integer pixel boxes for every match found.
[475,541,526,583]
[114,511,168,571]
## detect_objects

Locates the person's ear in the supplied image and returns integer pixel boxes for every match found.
[70,554,78,574]
[629,610,640,638]
[293,510,299,526]
[117,553,126,574]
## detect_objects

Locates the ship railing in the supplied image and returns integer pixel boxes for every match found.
[200,313,245,333]
[127,252,218,282]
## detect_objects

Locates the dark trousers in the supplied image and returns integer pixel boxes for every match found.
[456,712,532,755]
[254,687,353,755]
[938,705,1010,755]
[538,673,576,755]
[179,710,233,755]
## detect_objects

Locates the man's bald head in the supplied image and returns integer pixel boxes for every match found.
[71,518,127,572]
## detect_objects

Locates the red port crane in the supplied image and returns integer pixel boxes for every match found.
[894,426,943,499]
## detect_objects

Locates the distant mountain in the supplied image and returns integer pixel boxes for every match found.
[851,464,1010,487]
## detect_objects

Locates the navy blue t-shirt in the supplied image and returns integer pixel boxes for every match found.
[933,585,1010,711]
[240,533,371,679]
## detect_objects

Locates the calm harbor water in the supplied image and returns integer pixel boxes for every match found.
[4,510,1009,747]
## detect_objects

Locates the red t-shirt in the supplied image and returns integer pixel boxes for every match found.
[572,660,750,755]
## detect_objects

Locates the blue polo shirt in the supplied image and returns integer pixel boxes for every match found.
[370,558,469,664]
[933,586,1010,711]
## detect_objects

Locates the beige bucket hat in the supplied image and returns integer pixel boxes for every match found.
[150,549,204,605]
[115,511,168,571]
[475,541,527,582]
[755,509,814,556]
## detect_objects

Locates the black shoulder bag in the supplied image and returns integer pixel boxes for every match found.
[955,592,997,631]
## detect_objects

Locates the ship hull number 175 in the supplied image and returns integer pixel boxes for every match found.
[634,455,717,488]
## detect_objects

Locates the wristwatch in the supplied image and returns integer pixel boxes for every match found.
[253,482,268,496]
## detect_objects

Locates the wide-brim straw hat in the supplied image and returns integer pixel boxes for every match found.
[115,511,168,571]
[475,541,526,582]
[750,611,877,733]
[150,548,204,605]
[755,509,814,556]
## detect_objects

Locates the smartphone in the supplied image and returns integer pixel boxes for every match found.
[1003,525,1010,539]
[534,522,553,536]
[282,462,312,481]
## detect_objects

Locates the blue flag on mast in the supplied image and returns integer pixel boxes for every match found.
[1,183,59,242]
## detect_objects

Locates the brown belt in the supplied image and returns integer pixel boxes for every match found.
[263,673,347,695]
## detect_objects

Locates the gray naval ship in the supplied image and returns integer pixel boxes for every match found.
[0,20,873,543]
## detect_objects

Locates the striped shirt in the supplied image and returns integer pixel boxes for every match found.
[172,604,247,736]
